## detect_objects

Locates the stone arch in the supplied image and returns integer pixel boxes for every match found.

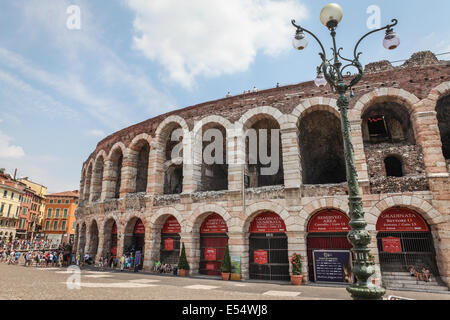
[193,116,232,192]
[367,196,443,229]
[91,151,106,202]
[84,161,94,202]
[155,115,189,142]
[127,135,152,193]
[300,197,350,231]
[238,106,285,129]
[151,207,185,232]
[427,81,450,107]
[295,100,345,185]
[107,142,127,161]
[350,88,420,122]
[187,204,232,233]
[243,201,292,232]
[238,107,285,188]
[291,97,340,124]
[108,143,125,199]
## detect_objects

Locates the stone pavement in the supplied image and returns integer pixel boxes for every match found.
[0,264,448,300]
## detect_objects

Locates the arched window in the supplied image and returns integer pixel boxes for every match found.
[298,110,346,184]
[384,156,403,177]
[436,95,450,159]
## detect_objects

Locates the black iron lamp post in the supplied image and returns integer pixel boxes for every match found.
[292,3,400,300]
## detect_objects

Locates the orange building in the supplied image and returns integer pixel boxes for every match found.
[42,190,79,245]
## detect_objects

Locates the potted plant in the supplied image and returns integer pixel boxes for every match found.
[290,253,303,285]
[220,244,232,280]
[178,242,190,277]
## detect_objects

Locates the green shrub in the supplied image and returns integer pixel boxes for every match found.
[178,242,190,270]
[221,244,232,273]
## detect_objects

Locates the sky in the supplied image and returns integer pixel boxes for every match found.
[0,0,449,193]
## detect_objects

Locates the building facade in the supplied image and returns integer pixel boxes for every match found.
[0,173,25,241]
[75,51,450,289]
[42,191,79,245]
[18,178,47,228]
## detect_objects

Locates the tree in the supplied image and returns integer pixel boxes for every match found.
[178,242,190,270]
[221,244,232,273]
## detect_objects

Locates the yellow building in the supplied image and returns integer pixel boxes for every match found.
[18,177,47,226]
[0,172,25,240]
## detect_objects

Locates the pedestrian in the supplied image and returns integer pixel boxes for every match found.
[120,255,125,272]
[134,251,141,273]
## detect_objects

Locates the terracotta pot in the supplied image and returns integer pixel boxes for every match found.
[291,275,303,285]
[221,272,230,281]
[179,269,188,277]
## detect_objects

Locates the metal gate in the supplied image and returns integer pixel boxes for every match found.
[377,232,439,275]
[249,233,289,281]
[160,233,181,265]
[307,233,353,282]
[200,233,228,276]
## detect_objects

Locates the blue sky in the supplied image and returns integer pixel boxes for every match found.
[0,0,449,193]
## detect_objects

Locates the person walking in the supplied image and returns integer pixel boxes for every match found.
[134,251,141,273]
[120,255,125,272]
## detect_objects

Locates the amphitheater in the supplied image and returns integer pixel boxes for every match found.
[75,51,450,290]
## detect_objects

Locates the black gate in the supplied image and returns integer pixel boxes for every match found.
[249,233,289,281]
[377,232,439,275]
[307,233,353,282]
[200,233,228,276]
[160,233,181,265]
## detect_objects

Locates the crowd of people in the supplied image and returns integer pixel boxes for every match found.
[0,246,73,268]
[0,238,58,251]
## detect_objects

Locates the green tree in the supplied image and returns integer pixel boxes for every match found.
[178,242,190,270]
[221,244,232,273]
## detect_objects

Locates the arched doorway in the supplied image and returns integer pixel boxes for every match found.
[160,216,181,265]
[199,213,228,276]
[109,221,118,261]
[306,209,353,283]
[88,221,99,261]
[249,212,289,281]
[376,207,440,276]
[124,218,145,269]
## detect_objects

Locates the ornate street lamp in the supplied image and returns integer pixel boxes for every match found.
[292,3,400,300]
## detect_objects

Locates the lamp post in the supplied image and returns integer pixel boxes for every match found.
[292,3,400,300]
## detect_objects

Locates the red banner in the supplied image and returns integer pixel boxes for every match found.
[254,250,268,265]
[308,209,350,233]
[205,263,215,270]
[382,237,402,253]
[134,220,145,234]
[376,208,429,232]
[162,216,181,234]
[164,238,174,251]
[204,248,217,261]
[250,212,286,233]
[201,214,228,233]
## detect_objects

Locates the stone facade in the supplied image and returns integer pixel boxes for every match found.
[75,52,450,287]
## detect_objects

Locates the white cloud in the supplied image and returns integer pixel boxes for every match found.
[0,131,25,159]
[126,0,308,88]
[86,129,106,138]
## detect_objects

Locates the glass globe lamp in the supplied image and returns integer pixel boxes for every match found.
[293,30,309,50]
[383,30,400,50]
[314,73,328,87]
[320,3,343,28]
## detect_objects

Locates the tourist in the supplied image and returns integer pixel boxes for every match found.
[422,267,431,282]
[120,255,125,272]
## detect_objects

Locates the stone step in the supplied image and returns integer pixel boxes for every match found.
[383,275,434,281]
[386,283,449,292]
[384,279,442,287]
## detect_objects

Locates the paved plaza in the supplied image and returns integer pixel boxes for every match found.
[0,264,449,300]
